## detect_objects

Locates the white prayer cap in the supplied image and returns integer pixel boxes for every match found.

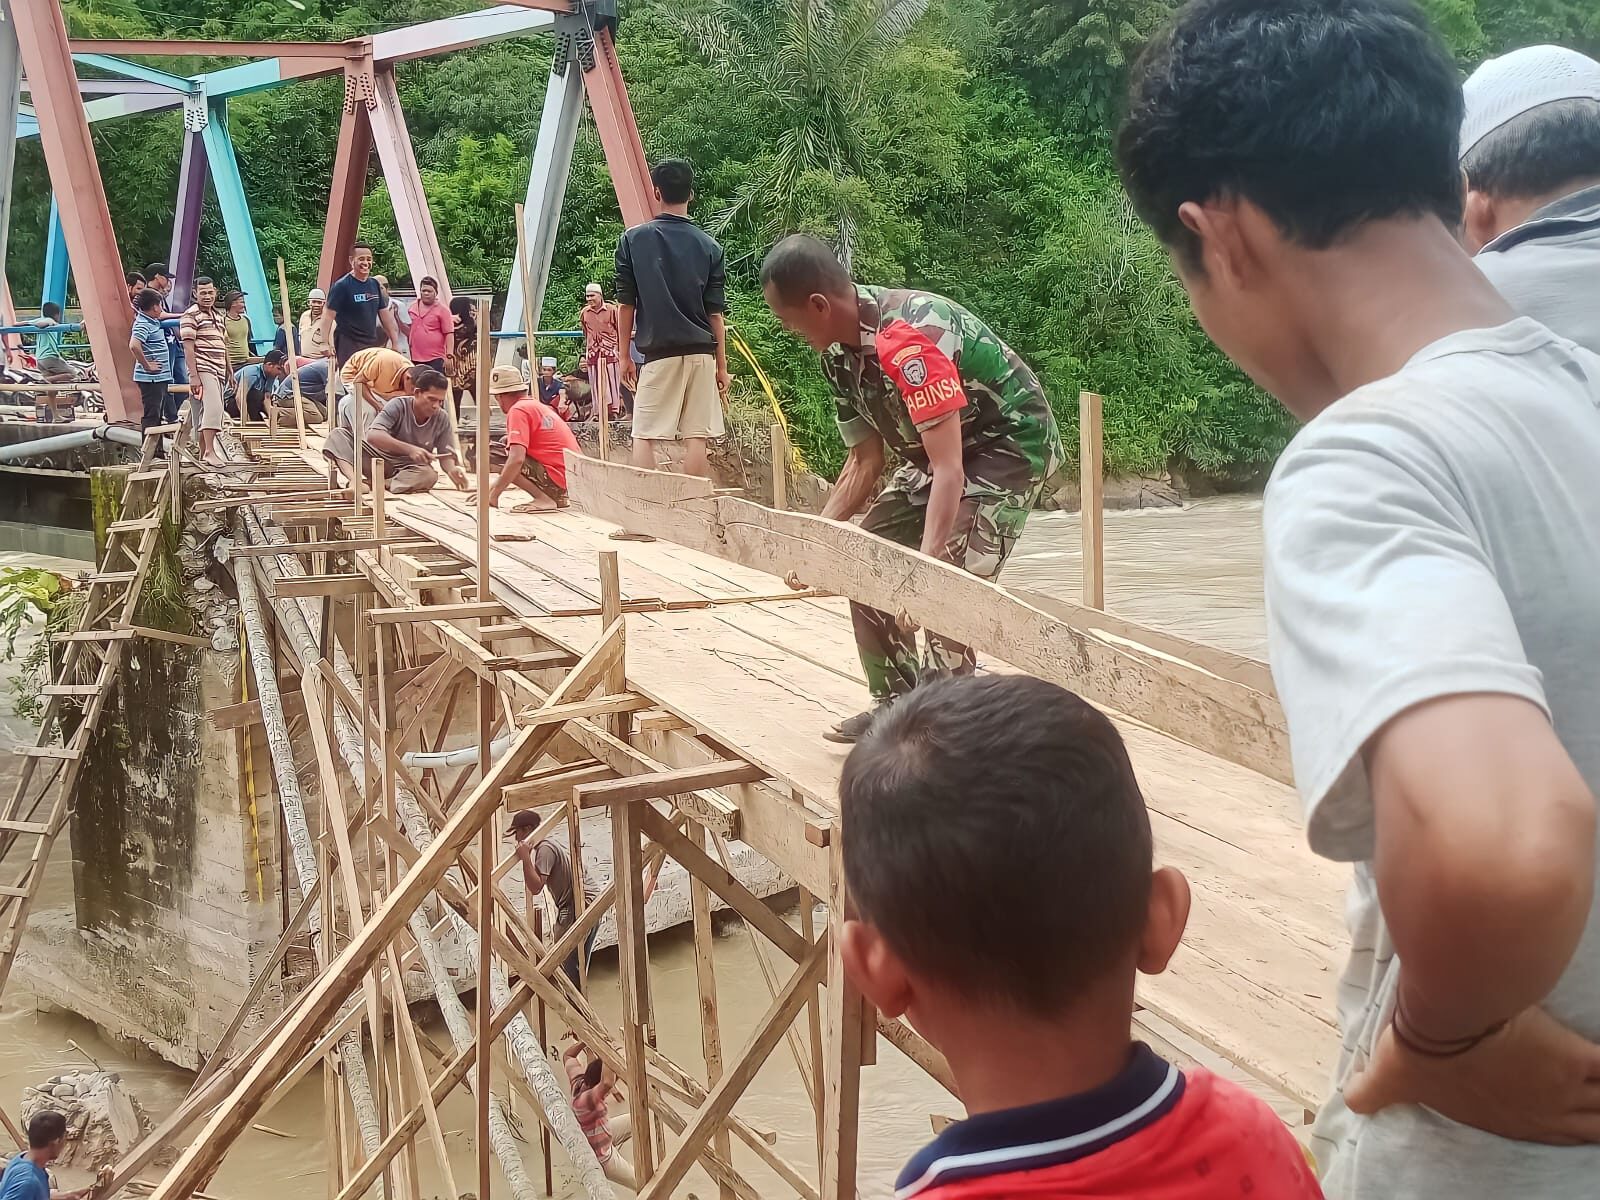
[540,356,557,368]
[585,282,604,295]
[1461,45,1600,158]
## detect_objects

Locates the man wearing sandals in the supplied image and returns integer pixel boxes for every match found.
[473,364,580,512]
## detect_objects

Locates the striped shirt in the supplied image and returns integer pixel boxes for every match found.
[131,312,171,382]
[179,304,229,378]
[569,1083,614,1163]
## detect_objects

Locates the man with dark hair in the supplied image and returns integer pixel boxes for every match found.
[1116,2,1600,1195]
[0,1110,97,1200]
[324,367,467,494]
[179,276,232,465]
[615,158,730,478]
[28,302,74,382]
[1460,45,1600,352]
[761,233,1063,742]
[322,243,394,367]
[145,262,185,409]
[840,674,1321,1199]
[129,288,171,434]
[230,349,290,422]
[125,271,145,305]
[407,276,451,373]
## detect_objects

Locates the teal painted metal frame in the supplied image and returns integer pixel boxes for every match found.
[199,98,274,343]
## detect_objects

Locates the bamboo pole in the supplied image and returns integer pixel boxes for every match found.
[239,510,562,1200]
[275,257,308,448]
[233,543,384,1194]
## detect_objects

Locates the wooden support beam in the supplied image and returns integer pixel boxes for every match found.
[690,823,735,1200]
[574,760,766,808]
[635,803,806,961]
[638,934,830,1200]
[566,456,1291,784]
[147,624,622,1197]
[270,574,376,599]
[369,601,507,625]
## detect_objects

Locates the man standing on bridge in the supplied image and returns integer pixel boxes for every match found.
[761,235,1063,743]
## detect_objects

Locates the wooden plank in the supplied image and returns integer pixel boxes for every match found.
[369,601,507,625]
[575,761,767,808]
[145,627,616,1196]
[565,456,1291,784]
[117,623,212,648]
[1079,390,1104,609]
[638,933,829,1200]
[225,537,431,559]
[501,763,615,809]
[820,848,863,1200]
[269,575,376,599]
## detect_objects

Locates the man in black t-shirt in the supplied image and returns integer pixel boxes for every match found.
[321,242,396,367]
[615,159,729,479]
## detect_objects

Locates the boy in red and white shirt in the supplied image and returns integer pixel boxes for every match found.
[840,674,1324,1200]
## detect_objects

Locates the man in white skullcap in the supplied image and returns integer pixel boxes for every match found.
[1460,44,1600,352]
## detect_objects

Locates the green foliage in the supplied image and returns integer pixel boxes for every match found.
[0,569,86,725]
[21,0,1594,482]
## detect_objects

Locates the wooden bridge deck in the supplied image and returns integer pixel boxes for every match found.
[383,484,1347,1113]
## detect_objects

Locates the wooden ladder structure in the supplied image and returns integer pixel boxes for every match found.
[0,425,179,1000]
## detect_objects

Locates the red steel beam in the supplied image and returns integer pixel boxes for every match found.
[15,0,137,422]
[583,27,656,228]
[319,68,375,288]
[368,67,452,297]
[67,39,356,59]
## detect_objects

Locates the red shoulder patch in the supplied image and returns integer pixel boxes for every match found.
[875,320,966,426]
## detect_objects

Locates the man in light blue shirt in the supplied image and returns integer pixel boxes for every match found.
[0,1111,96,1200]
[129,289,171,433]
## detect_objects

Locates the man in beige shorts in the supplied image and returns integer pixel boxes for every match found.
[179,276,233,466]
[615,158,729,478]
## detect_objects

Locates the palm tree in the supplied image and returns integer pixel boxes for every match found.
[678,0,930,269]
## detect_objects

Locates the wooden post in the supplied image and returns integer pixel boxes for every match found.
[690,824,735,1200]
[276,256,308,448]
[351,380,367,523]
[770,423,789,511]
[371,460,386,541]
[820,845,863,1200]
[612,799,656,1184]
[533,906,553,1197]
[474,299,495,1200]
[597,368,611,463]
[1078,390,1104,610]
[598,551,628,740]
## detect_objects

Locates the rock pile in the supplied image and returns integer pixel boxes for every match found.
[20,1071,152,1170]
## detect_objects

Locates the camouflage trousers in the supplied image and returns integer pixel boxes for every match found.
[853,474,1042,703]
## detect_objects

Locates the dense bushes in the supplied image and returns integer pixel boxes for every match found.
[13,0,1597,479]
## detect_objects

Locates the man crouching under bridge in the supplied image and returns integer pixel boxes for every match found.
[761,235,1064,743]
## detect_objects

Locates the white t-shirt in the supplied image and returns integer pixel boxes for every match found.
[1263,318,1600,1197]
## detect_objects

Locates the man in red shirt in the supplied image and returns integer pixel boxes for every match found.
[406,276,452,374]
[476,365,579,512]
[841,675,1324,1200]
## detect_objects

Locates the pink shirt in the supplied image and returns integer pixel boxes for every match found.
[407,299,452,362]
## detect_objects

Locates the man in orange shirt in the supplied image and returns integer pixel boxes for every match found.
[474,365,580,512]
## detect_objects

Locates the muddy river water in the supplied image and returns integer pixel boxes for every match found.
[0,498,1268,1198]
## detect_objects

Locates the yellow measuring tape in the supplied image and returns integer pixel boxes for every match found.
[727,324,807,475]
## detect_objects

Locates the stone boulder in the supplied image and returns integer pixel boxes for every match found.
[20,1070,152,1171]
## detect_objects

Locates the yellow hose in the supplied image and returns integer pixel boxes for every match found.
[727,324,807,475]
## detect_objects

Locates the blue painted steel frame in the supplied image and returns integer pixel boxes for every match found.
[41,194,67,309]
[199,98,274,343]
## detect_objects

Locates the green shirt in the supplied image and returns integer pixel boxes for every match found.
[821,285,1063,496]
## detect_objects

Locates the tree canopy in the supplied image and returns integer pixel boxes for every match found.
[15,0,1597,478]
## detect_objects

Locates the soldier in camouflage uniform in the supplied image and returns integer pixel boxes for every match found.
[761,235,1064,741]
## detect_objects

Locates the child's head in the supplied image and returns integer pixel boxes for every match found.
[136,288,163,317]
[840,675,1189,1040]
[41,302,61,321]
[1114,0,1464,400]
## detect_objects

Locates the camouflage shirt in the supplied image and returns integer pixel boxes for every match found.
[821,286,1064,496]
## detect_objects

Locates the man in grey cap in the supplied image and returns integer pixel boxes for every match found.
[1460,44,1600,352]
